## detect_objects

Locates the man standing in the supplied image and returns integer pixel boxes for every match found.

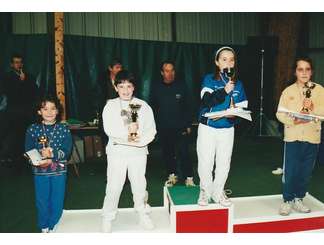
[0,54,38,163]
[150,60,195,187]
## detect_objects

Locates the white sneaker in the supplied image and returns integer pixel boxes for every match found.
[197,189,209,206]
[139,214,154,230]
[41,228,49,233]
[272,167,283,175]
[164,173,178,187]
[279,201,292,216]
[102,219,112,233]
[49,225,57,233]
[212,190,233,207]
[293,198,311,213]
[185,177,196,187]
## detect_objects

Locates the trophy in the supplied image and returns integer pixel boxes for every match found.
[128,103,142,140]
[301,81,316,113]
[224,67,236,108]
[38,136,48,149]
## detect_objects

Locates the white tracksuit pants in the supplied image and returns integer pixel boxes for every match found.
[196,123,234,200]
[102,154,148,221]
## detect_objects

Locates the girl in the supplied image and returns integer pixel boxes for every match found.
[197,46,248,206]
[276,57,324,216]
[25,94,72,232]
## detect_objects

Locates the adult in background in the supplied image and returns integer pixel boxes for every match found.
[0,54,39,163]
[98,58,123,147]
[150,60,195,187]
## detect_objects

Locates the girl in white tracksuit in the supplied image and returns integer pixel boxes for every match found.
[197,47,248,207]
[101,70,156,232]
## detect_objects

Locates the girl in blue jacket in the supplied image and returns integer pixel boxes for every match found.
[197,46,248,207]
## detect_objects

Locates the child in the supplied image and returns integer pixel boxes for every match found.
[25,94,72,233]
[197,46,248,206]
[101,70,156,233]
[276,57,324,216]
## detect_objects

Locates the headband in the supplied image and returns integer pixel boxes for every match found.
[215,46,235,60]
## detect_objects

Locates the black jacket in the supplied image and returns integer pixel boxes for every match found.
[150,80,192,131]
[3,70,38,114]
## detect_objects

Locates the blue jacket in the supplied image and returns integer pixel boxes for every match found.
[198,73,248,129]
[25,122,72,176]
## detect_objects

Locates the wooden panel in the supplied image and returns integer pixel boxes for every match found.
[54,12,66,120]
[268,13,302,105]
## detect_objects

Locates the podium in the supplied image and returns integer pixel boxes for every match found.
[164,186,324,233]
[55,186,324,233]
[164,186,233,232]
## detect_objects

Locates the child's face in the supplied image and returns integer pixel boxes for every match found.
[115,81,134,101]
[215,50,235,72]
[38,101,58,124]
[295,60,312,84]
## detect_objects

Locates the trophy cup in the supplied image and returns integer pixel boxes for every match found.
[224,67,236,108]
[301,81,316,113]
[38,136,48,149]
[128,103,142,140]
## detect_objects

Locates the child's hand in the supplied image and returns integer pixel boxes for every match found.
[128,134,140,142]
[293,118,310,125]
[41,147,53,158]
[38,159,52,168]
[128,122,139,134]
[224,81,235,94]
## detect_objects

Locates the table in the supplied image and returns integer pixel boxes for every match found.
[68,125,102,177]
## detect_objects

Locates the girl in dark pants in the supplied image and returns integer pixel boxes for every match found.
[276,57,324,215]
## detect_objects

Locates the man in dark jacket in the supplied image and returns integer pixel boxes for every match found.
[0,54,38,163]
[150,60,195,187]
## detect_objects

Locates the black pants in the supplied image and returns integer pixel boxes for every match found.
[159,128,193,179]
[0,109,31,159]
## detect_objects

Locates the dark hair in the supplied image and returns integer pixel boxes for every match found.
[11,53,23,63]
[114,70,136,87]
[291,56,313,83]
[109,58,122,69]
[214,47,238,82]
[35,94,63,123]
[160,60,175,72]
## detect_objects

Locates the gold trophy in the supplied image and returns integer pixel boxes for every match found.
[128,103,142,140]
[224,67,236,108]
[301,81,316,113]
[38,136,48,149]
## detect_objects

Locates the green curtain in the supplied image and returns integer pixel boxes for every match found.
[0,34,54,95]
[64,35,250,122]
[1,33,277,133]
